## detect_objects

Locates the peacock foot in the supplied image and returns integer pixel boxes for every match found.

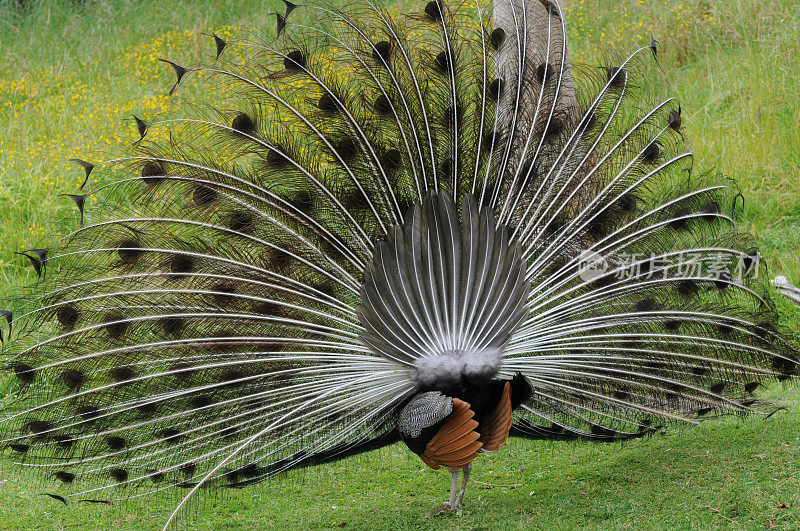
[431,502,455,516]
[432,497,467,516]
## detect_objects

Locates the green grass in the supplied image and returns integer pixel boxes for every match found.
[1,393,799,529]
[1,0,799,528]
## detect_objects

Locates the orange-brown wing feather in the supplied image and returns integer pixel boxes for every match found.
[421,399,483,470]
[478,382,513,453]
[425,400,475,447]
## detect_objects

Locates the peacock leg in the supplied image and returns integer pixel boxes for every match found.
[455,463,472,508]
[431,468,460,515]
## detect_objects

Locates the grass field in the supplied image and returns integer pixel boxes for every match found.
[1,0,799,528]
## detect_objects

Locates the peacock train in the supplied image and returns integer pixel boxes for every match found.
[1,0,797,525]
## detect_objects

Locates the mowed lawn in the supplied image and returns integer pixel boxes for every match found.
[1,0,799,529]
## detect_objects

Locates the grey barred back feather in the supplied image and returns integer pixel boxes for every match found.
[397,391,453,438]
[1,0,797,525]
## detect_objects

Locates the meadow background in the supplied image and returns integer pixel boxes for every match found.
[0,0,799,528]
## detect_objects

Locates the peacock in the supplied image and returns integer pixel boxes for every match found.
[2,0,798,525]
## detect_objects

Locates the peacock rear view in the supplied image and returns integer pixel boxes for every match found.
[2,0,798,524]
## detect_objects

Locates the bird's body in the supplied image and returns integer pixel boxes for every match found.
[1,0,797,524]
